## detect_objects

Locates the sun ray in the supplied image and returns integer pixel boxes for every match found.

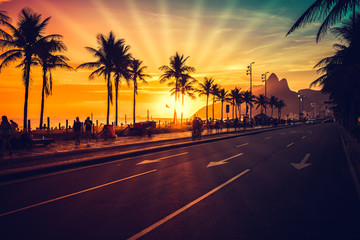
[157,0,173,58]
[184,0,205,56]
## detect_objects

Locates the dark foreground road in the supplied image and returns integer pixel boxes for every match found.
[0,123,359,240]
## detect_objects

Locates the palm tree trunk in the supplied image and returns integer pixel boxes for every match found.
[206,94,209,122]
[133,81,136,125]
[23,59,31,131]
[232,100,235,119]
[221,100,224,121]
[39,70,46,130]
[212,95,215,120]
[115,79,119,126]
[106,73,110,125]
[181,93,184,126]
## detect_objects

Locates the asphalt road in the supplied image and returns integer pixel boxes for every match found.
[0,123,359,240]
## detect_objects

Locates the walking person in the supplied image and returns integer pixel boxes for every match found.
[73,117,82,146]
[1,116,13,160]
[84,117,93,146]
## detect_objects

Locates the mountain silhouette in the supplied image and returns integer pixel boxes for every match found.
[193,73,329,119]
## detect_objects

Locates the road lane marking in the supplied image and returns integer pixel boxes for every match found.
[236,143,249,148]
[136,152,188,165]
[291,153,311,170]
[207,153,244,167]
[286,143,294,148]
[0,169,158,217]
[127,169,251,240]
[301,136,306,139]
[265,137,272,139]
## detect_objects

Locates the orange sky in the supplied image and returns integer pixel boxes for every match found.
[0,0,337,126]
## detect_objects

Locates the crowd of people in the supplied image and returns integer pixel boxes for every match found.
[0,116,18,159]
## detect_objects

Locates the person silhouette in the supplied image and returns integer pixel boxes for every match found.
[1,116,13,159]
[84,117,93,146]
[73,117,82,145]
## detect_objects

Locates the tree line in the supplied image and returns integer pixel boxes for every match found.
[0,8,288,131]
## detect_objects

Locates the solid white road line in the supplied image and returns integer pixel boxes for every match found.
[136,152,188,165]
[127,169,251,240]
[286,143,294,148]
[0,169,157,217]
[236,143,249,148]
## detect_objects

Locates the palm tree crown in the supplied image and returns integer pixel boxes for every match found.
[198,77,215,122]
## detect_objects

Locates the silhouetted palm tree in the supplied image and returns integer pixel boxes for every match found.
[78,32,124,125]
[255,94,269,114]
[287,0,359,42]
[175,74,197,125]
[228,88,240,119]
[0,11,11,40]
[198,77,215,123]
[217,88,229,120]
[0,8,58,130]
[275,99,286,119]
[235,89,244,119]
[243,90,255,117]
[129,59,150,125]
[113,42,132,126]
[211,83,220,120]
[159,52,195,124]
[35,38,72,129]
[311,14,360,128]
[268,96,278,118]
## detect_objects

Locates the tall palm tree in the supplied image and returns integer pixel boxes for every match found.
[113,42,132,126]
[287,0,359,42]
[176,74,197,125]
[255,94,269,114]
[243,90,255,117]
[229,88,240,119]
[217,88,229,120]
[198,77,215,123]
[311,14,360,128]
[0,11,11,40]
[35,38,72,129]
[211,83,220,120]
[0,8,58,130]
[268,96,278,118]
[77,32,124,125]
[159,52,195,124]
[235,89,244,119]
[129,59,150,125]
[275,100,286,119]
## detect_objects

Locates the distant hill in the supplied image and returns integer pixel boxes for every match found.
[193,73,330,119]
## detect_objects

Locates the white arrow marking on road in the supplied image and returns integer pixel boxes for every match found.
[291,153,311,170]
[207,153,244,168]
[286,142,294,148]
[136,152,188,165]
[236,143,249,148]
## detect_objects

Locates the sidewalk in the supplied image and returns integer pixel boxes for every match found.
[0,125,286,181]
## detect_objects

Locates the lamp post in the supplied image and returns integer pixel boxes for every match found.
[261,71,269,115]
[311,103,315,119]
[246,62,255,119]
[298,94,303,120]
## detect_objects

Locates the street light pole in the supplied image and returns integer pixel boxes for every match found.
[262,71,269,115]
[298,94,303,120]
[246,62,255,119]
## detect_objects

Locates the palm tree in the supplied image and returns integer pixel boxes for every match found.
[198,77,215,123]
[0,11,11,40]
[275,99,286,119]
[287,0,359,42]
[255,94,269,114]
[235,89,244,119]
[159,52,195,124]
[310,14,360,128]
[243,90,255,117]
[35,38,72,129]
[228,88,240,119]
[176,74,197,125]
[268,96,278,118]
[78,32,125,125]
[129,59,150,125]
[211,83,220,120]
[113,43,132,126]
[0,8,58,130]
[217,88,229,120]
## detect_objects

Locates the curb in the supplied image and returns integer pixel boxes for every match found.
[0,124,297,182]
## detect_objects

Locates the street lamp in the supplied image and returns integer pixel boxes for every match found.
[246,62,255,119]
[261,71,269,115]
[298,94,303,120]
